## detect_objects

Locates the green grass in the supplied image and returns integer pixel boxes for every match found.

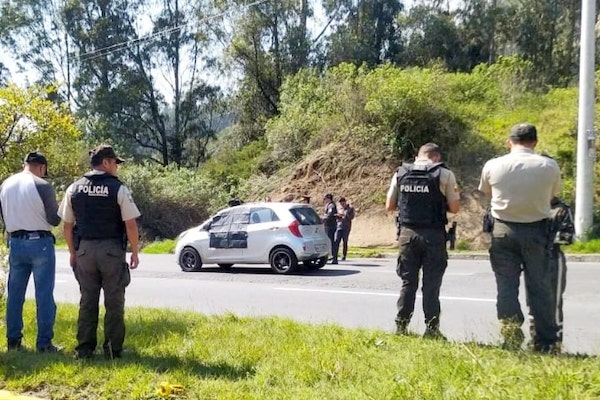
[347,246,395,258]
[1,302,599,399]
[141,239,177,254]
[563,239,600,254]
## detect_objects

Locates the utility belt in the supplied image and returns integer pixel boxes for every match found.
[494,218,549,228]
[9,230,54,240]
[80,236,123,240]
[76,235,127,251]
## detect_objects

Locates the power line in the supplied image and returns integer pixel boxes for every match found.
[79,0,268,63]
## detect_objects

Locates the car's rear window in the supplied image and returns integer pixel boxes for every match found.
[290,207,322,226]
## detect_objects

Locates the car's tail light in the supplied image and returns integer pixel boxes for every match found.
[288,220,303,238]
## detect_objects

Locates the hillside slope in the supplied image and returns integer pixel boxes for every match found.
[253,143,490,250]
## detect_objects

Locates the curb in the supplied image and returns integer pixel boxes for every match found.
[448,253,600,262]
[382,252,600,262]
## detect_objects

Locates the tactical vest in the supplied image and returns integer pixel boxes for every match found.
[323,202,337,229]
[396,162,448,229]
[70,173,124,239]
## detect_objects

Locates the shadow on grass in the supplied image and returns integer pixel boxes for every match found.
[0,349,254,381]
[0,312,255,381]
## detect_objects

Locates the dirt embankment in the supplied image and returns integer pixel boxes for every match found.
[265,146,491,250]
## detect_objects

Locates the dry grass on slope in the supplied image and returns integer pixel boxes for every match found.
[250,142,490,250]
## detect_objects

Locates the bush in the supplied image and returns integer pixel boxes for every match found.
[118,163,230,240]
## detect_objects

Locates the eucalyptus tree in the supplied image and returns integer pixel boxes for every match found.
[506,0,566,86]
[397,2,465,70]
[458,0,581,87]
[0,0,73,101]
[215,0,314,144]
[456,0,500,68]
[1,0,224,166]
[322,0,404,67]
[62,0,226,166]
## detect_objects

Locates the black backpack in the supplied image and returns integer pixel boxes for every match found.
[549,198,575,245]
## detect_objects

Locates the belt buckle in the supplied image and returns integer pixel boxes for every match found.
[28,233,40,240]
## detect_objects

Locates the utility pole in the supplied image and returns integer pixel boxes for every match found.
[575,0,596,238]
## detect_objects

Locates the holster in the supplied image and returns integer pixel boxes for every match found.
[446,221,457,250]
[73,226,81,251]
[121,233,128,251]
[482,209,494,233]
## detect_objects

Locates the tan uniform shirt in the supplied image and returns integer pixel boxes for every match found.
[58,170,141,223]
[478,148,561,223]
[386,159,460,206]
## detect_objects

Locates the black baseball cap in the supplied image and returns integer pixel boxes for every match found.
[24,151,48,166]
[89,144,125,165]
[24,151,48,177]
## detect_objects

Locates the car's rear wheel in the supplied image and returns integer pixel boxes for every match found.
[303,256,327,270]
[218,263,233,271]
[179,246,203,272]
[269,247,298,274]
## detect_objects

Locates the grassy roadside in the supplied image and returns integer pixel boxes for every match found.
[1,302,599,400]
[54,237,600,257]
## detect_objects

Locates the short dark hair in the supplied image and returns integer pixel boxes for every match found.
[418,143,441,157]
[339,197,346,202]
[509,123,537,143]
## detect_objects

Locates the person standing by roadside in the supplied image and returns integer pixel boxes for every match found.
[385,143,460,339]
[478,123,561,353]
[0,152,61,352]
[58,145,141,360]
[322,193,338,264]
[333,197,355,261]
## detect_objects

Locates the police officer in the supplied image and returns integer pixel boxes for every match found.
[478,123,561,352]
[385,143,460,338]
[322,193,338,264]
[0,152,61,352]
[58,144,141,359]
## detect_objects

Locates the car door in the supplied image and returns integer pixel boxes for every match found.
[207,207,250,263]
[244,207,280,262]
[205,212,231,262]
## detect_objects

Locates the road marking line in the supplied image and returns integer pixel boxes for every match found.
[274,287,495,302]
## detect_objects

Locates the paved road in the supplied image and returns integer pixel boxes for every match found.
[39,251,600,355]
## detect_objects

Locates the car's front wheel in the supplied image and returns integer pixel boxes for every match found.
[269,247,299,274]
[179,246,203,272]
[303,256,327,270]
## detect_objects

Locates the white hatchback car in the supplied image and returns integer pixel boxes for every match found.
[175,202,331,274]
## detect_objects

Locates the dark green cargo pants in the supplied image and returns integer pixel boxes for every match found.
[395,227,448,330]
[74,238,130,357]
[490,219,558,350]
